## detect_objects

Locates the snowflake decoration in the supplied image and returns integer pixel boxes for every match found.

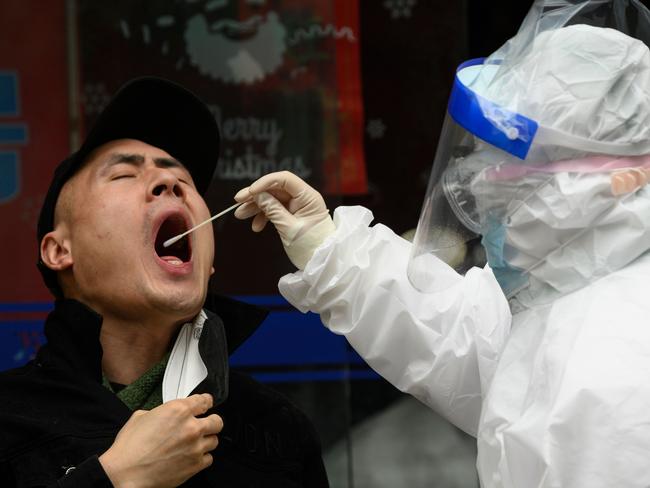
[384,0,417,19]
[83,83,111,116]
[366,119,387,139]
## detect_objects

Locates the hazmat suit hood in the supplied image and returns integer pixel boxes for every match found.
[408,0,650,301]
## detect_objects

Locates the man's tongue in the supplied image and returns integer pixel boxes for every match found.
[160,256,185,266]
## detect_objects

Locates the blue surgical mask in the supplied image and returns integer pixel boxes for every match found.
[481,216,529,298]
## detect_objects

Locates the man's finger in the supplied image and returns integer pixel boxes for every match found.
[200,434,219,453]
[201,453,214,469]
[184,393,213,416]
[199,414,223,435]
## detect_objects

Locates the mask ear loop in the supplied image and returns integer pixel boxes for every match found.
[610,167,650,196]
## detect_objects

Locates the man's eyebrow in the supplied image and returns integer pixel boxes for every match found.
[153,157,186,170]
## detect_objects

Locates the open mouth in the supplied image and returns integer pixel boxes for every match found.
[155,214,192,265]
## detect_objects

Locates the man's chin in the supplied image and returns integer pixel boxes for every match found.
[147,285,207,321]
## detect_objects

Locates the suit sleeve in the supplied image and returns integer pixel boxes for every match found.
[279,206,512,436]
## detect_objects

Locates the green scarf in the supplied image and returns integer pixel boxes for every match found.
[102,352,170,411]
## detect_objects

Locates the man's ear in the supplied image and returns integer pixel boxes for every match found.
[210,266,215,276]
[40,231,73,271]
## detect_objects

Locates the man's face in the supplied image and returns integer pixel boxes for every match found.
[54,139,214,323]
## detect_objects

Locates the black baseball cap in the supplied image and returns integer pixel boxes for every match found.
[37,76,220,297]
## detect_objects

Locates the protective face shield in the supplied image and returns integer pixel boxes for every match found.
[408,0,650,295]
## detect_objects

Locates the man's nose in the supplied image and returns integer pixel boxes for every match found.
[148,170,185,201]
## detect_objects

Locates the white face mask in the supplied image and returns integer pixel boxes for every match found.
[473,169,650,298]
[504,172,623,268]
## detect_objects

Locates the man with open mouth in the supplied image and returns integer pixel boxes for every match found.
[0,77,328,487]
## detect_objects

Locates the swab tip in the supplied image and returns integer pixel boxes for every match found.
[162,201,243,248]
[162,236,181,248]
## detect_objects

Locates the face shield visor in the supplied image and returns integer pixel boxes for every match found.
[408,1,650,294]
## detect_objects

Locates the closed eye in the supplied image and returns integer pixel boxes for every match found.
[111,174,136,180]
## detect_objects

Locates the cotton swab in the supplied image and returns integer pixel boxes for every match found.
[163,202,242,248]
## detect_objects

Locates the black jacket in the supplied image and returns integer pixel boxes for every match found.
[0,297,329,487]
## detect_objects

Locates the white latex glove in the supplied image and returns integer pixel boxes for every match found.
[234,171,336,269]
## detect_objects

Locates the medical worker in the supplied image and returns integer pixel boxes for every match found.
[235,1,650,486]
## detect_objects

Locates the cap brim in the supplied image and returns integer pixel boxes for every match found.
[79,76,219,195]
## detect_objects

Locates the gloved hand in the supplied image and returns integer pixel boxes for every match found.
[234,171,336,269]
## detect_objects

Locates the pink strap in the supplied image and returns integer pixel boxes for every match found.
[485,155,650,181]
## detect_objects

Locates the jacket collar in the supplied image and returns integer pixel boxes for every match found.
[42,299,105,382]
[203,294,269,355]
[41,295,269,385]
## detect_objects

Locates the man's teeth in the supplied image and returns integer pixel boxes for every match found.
[161,256,184,266]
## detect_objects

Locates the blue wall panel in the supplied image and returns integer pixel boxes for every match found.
[0,297,377,383]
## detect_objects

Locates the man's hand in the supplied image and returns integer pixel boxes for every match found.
[99,393,223,488]
[234,171,336,269]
